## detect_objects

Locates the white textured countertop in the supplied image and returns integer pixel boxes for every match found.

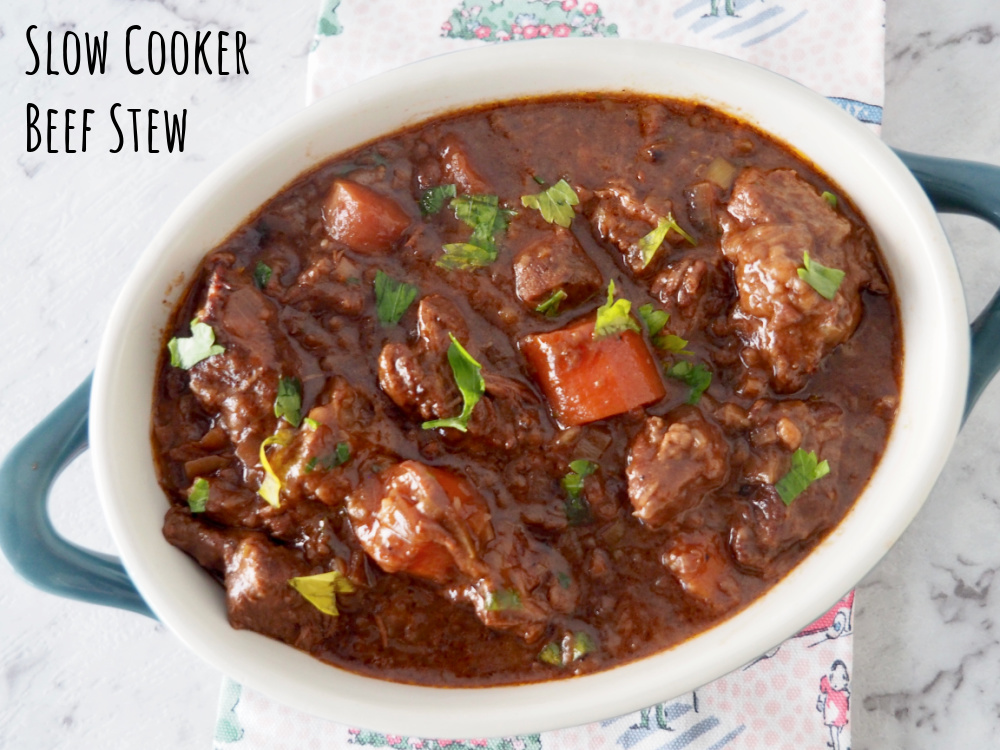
[1,1,998,747]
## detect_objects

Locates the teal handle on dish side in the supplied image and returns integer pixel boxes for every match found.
[0,374,154,618]
[894,150,1000,420]
[2,151,999,617]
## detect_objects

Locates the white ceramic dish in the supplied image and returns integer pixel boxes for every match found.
[86,40,969,737]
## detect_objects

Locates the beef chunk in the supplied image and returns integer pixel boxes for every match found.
[663,531,741,615]
[346,461,494,584]
[323,179,411,254]
[728,399,846,572]
[224,535,341,647]
[379,296,546,450]
[512,227,601,310]
[348,461,574,642]
[438,133,491,195]
[650,253,731,338]
[626,407,728,528]
[721,168,884,393]
[585,184,679,274]
[163,504,242,575]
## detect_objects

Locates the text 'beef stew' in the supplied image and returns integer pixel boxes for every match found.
[152,95,900,686]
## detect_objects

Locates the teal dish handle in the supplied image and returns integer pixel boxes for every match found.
[1,151,999,617]
[0,375,154,618]
[895,150,1000,419]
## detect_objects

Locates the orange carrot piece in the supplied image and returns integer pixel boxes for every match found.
[323,179,411,254]
[521,317,666,427]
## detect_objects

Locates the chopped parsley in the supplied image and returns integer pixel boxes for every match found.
[274,377,303,428]
[520,178,579,228]
[258,430,292,508]
[305,442,351,473]
[562,459,598,525]
[485,588,522,611]
[667,361,712,404]
[638,303,669,337]
[373,270,418,326]
[288,569,356,616]
[775,448,831,505]
[421,334,485,433]
[167,319,225,370]
[419,184,457,216]
[303,417,319,430]
[539,632,597,667]
[531,174,547,185]
[437,193,513,270]
[822,191,838,208]
[636,213,696,268]
[253,261,272,289]
[535,289,568,317]
[798,251,845,300]
[593,281,641,339]
[187,478,209,513]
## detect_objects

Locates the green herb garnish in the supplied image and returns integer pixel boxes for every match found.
[531,174,547,185]
[420,184,457,216]
[562,459,598,525]
[305,442,351,473]
[520,178,579,228]
[775,448,831,505]
[539,642,563,666]
[167,319,225,370]
[421,334,485,433]
[253,261,272,289]
[437,242,498,270]
[373,270,419,326]
[274,376,303,428]
[485,588,522,611]
[288,569,356,616]
[437,194,513,269]
[666,361,712,404]
[822,191,838,208]
[638,303,669,337]
[594,281,641,339]
[797,251,845,300]
[636,213,696,268]
[187,478,209,513]
[303,417,319,430]
[539,632,597,667]
[258,430,292,508]
[535,289,568,317]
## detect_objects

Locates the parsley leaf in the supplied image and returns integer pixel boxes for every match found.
[535,289,568,317]
[775,448,831,505]
[798,251,845,300]
[520,179,579,228]
[437,194,513,269]
[594,280,641,339]
[636,213,696,268]
[373,270,418,326]
[420,184,457,216]
[258,430,293,508]
[666,361,712,404]
[421,334,485,433]
[485,588,522,611]
[638,303,669,337]
[539,632,597,667]
[253,261,272,289]
[167,319,225,370]
[562,459,598,525]
[305,442,351,473]
[822,191,838,208]
[658,334,692,354]
[187,478,209,513]
[437,242,497,270]
[274,376,303,428]
[288,569,356,616]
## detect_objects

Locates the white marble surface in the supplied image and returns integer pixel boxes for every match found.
[0,0,997,748]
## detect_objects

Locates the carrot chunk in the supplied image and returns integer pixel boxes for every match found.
[521,317,666,427]
[323,179,411,254]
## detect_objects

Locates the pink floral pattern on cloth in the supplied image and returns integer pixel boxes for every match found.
[212,1,883,746]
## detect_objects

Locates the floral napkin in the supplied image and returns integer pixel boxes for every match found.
[213,1,884,747]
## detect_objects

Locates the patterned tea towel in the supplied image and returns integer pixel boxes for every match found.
[213,2,883,747]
